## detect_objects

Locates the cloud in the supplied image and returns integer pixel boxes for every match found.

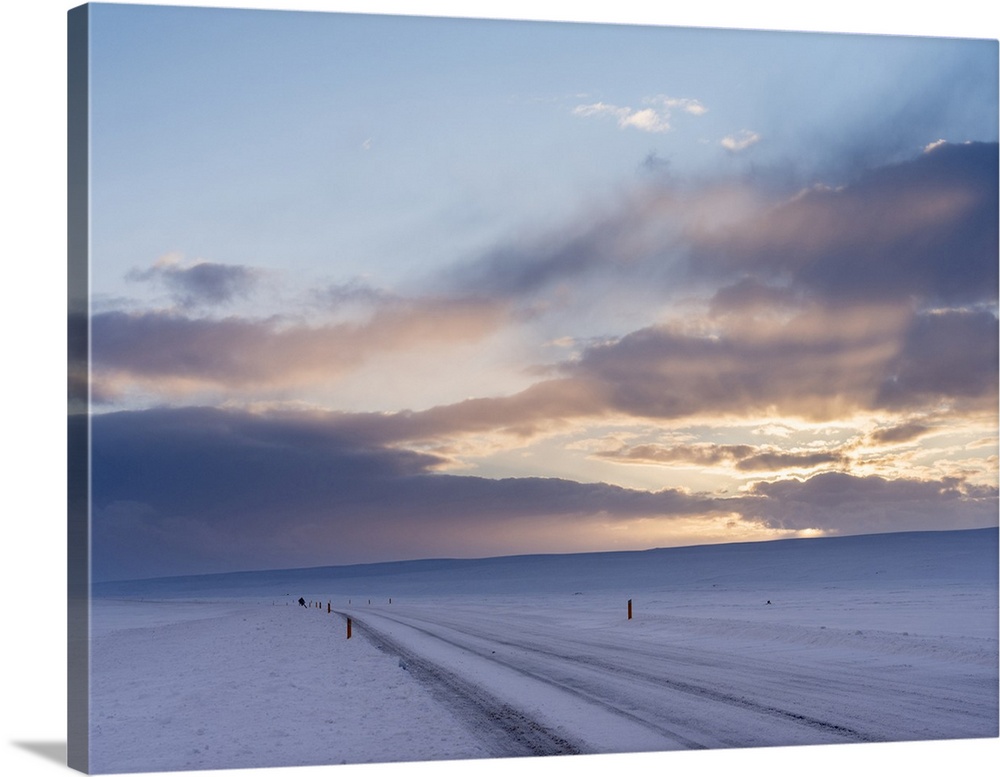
[87,406,720,580]
[707,278,803,316]
[80,144,997,577]
[663,97,708,116]
[443,193,667,300]
[298,300,995,449]
[573,95,706,134]
[639,151,671,175]
[325,377,610,447]
[87,407,997,580]
[442,142,996,330]
[573,305,996,422]
[447,229,609,299]
[596,443,847,473]
[128,255,260,308]
[566,305,911,422]
[90,295,507,399]
[874,309,998,410]
[91,142,997,430]
[573,101,631,121]
[867,422,933,445]
[721,130,761,152]
[316,279,398,307]
[621,107,673,134]
[740,471,998,535]
[687,142,999,306]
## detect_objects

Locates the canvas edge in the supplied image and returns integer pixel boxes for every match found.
[67,3,91,774]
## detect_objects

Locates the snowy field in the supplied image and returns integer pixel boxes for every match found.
[83,529,999,774]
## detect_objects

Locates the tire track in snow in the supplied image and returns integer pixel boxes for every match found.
[347,607,880,747]
[339,610,710,751]
[475,625,878,744]
[338,612,585,758]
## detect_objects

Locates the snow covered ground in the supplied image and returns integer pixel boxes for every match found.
[82,529,998,775]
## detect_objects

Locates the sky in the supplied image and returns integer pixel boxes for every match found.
[74,1,1000,582]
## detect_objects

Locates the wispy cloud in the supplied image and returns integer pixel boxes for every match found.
[595,442,847,473]
[573,95,706,133]
[721,129,761,152]
[127,254,261,309]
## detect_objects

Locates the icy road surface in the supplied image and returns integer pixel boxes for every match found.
[338,589,998,756]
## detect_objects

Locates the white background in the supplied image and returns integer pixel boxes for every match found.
[2,2,997,776]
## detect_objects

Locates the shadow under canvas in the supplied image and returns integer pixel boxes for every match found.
[12,741,68,767]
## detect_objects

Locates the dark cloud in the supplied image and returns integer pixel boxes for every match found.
[595,443,846,472]
[563,304,996,423]
[89,406,718,580]
[687,142,998,307]
[597,443,757,467]
[736,450,845,472]
[566,309,903,421]
[90,406,444,579]
[740,471,998,535]
[91,406,443,511]
[875,309,999,410]
[439,143,996,315]
[129,260,260,308]
[867,422,932,445]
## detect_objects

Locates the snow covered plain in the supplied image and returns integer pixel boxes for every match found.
[88,528,999,774]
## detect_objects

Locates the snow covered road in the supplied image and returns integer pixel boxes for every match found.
[337,588,998,755]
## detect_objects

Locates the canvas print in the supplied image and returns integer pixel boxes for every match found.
[67,2,999,774]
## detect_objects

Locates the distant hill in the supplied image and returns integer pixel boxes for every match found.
[93,527,999,600]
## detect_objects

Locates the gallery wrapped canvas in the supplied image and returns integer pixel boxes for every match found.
[67,2,998,775]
